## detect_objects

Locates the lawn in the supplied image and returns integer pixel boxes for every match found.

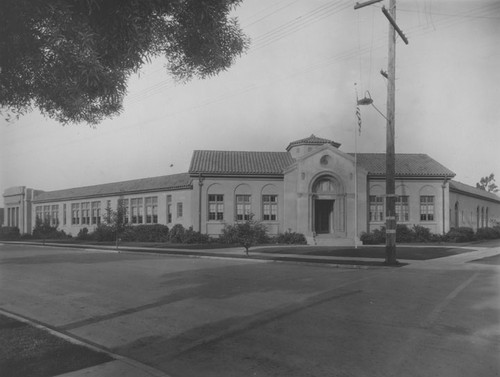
[0,314,112,377]
[255,245,474,260]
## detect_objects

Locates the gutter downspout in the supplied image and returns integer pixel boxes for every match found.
[198,174,204,233]
[442,176,449,234]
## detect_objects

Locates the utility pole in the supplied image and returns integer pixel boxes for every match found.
[354,0,408,265]
[385,0,397,265]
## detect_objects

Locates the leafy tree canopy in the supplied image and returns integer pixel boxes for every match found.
[476,173,499,193]
[0,0,249,125]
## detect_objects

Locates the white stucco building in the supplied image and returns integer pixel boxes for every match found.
[3,135,500,245]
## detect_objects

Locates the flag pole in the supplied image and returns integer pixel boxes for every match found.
[354,85,361,249]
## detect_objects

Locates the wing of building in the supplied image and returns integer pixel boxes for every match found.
[3,135,500,245]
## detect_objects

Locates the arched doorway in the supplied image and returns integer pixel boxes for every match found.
[311,175,345,235]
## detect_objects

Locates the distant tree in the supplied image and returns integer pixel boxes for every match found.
[0,0,249,125]
[221,215,267,256]
[103,199,129,248]
[476,173,499,193]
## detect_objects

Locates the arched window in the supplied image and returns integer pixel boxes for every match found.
[313,176,341,194]
[476,206,480,229]
[486,208,489,228]
[481,207,485,228]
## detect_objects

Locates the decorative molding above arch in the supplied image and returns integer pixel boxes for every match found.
[234,183,251,195]
[310,173,344,195]
[261,184,278,195]
[419,185,436,196]
[206,183,222,193]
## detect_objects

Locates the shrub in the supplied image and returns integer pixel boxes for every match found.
[0,226,20,240]
[360,227,386,245]
[182,227,210,244]
[475,227,500,240]
[412,225,432,242]
[396,224,414,243]
[32,219,67,240]
[219,216,268,255]
[120,224,169,242]
[77,227,90,240]
[168,224,186,243]
[273,231,307,245]
[445,227,474,243]
[90,224,116,242]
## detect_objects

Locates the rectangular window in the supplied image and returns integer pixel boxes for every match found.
[420,196,435,221]
[118,198,129,224]
[81,202,90,225]
[262,195,278,221]
[131,198,143,224]
[51,205,59,226]
[167,195,172,223]
[145,197,158,224]
[208,194,224,220]
[43,205,50,222]
[177,202,183,218]
[236,195,251,221]
[369,196,384,222]
[72,203,80,225]
[395,196,409,222]
[63,204,67,225]
[91,201,101,225]
[105,200,112,222]
[36,206,43,221]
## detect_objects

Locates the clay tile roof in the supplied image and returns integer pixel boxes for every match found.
[353,153,455,177]
[286,134,341,151]
[449,180,500,203]
[34,173,192,202]
[189,150,295,175]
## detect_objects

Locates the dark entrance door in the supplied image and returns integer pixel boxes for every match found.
[314,199,334,234]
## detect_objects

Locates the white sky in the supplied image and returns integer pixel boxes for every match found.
[1,0,499,196]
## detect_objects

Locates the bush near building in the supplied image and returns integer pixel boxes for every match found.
[361,224,500,245]
[0,226,20,240]
[32,219,67,240]
[271,231,307,245]
[1,220,308,247]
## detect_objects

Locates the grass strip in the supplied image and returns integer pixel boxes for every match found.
[0,314,113,377]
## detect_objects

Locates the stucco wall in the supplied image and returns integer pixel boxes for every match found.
[284,145,368,239]
[449,191,500,230]
[368,179,449,234]
[32,188,194,236]
[194,176,284,236]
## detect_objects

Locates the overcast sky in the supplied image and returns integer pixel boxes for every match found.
[1,0,499,196]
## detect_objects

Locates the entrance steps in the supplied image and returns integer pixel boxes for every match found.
[307,234,358,247]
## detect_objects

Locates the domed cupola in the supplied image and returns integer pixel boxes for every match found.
[286,134,341,158]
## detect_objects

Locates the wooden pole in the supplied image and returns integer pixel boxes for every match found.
[385,0,397,265]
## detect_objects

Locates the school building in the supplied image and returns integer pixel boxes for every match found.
[3,135,500,245]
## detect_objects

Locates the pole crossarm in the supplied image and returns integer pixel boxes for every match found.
[381,6,409,45]
[354,0,383,10]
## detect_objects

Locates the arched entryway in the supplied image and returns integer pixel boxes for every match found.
[311,175,345,235]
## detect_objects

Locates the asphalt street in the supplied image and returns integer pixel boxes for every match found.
[0,243,499,377]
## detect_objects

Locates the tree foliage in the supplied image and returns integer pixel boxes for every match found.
[103,198,129,236]
[476,173,499,193]
[0,0,249,124]
[220,215,268,255]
